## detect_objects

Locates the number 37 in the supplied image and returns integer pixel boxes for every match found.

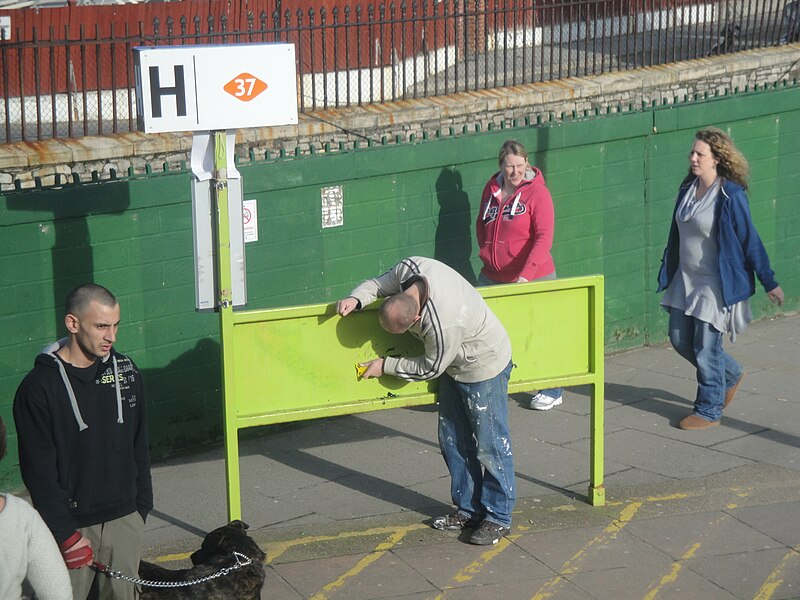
[233,77,256,97]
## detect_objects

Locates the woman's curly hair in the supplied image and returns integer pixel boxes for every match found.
[690,127,750,189]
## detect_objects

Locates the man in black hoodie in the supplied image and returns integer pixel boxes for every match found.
[13,283,152,600]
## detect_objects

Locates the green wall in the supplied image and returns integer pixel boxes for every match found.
[1,84,798,489]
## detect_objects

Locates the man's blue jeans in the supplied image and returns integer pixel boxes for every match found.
[668,308,743,422]
[437,361,515,527]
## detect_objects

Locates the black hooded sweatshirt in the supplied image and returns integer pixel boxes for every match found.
[13,339,153,546]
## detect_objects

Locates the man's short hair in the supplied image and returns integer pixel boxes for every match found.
[65,284,117,317]
[379,294,418,333]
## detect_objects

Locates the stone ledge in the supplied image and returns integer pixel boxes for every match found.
[1,44,798,180]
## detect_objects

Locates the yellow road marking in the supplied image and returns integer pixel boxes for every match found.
[309,529,410,600]
[151,551,192,563]
[641,542,700,600]
[453,535,520,583]
[753,545,800,600]
[264,523,427,563]
[425,534,520,599]
[529,501,643,600]
[645,493,690,502]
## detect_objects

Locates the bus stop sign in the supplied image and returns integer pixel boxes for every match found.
[134,43,298,133]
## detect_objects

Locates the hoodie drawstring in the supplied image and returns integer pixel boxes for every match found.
[54,359,89,432]
[43,338,125,430]
[510,192,521,219]
[482,200,493,221]
[111,355,124,425]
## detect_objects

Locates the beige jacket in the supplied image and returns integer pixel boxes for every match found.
[348,257,512,383]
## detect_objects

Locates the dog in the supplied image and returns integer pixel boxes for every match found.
[137,520,266,599]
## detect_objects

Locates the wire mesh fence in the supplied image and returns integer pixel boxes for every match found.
[1,0,798,143]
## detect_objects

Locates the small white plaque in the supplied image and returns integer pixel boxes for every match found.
[243,199,258,243]
[321,186,344,228]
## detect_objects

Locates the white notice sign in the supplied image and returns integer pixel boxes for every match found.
[243,199,258,243]
[134,43,298,133]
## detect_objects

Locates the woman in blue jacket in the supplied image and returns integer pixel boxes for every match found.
[657,128,784,430]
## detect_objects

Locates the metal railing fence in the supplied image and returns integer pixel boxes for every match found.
[1,0,798,143]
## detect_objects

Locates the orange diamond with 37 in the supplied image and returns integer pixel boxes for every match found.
[223,73,268,102]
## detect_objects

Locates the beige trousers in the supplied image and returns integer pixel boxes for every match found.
[68,511,144,600]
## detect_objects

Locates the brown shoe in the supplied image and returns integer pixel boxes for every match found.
[723,371,745,409]
[679,414,720,430]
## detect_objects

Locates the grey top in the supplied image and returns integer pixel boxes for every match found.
[661,178,751,340]
[0,494,72,600]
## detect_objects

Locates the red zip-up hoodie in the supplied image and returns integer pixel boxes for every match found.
[476,167,556,283]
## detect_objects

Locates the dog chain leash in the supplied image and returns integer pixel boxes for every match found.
[93,551,253,589]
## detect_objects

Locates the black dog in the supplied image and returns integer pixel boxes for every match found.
[137,520,265,599]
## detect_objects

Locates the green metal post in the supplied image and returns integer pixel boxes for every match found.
[589,278,606,506]
[212,131,242,521]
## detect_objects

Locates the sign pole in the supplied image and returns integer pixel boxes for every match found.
[133,42,298,521]
[212,130,242,520]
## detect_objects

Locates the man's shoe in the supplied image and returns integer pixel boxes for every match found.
[724,371,745,409]
[469,520,510,545]
[529,392,563,411]
[432,513,479,531]
[679,414,720,430]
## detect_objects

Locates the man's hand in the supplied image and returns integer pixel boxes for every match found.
[336,297,360,316]
[358,357,385,379]
[768,285,785,307]
[60,532,93,569]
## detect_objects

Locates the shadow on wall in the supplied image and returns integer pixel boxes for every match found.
[141,337,223,460]
[4,184,224,464]
[5,185,131,333]
[434,167,476,284]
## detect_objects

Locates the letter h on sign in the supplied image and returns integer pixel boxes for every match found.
[149,65,187,118]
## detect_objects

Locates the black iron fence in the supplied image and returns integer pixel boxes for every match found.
[1,0,798,143]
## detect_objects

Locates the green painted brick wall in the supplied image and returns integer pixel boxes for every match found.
[1,85,798,490]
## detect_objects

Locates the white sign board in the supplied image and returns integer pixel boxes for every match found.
[242,199,259,243]
[192,177,248,311]
[134,43,298,133]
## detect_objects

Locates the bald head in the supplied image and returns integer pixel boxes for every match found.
[379,294,420,334]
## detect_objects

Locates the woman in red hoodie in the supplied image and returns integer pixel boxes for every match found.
[476,139,562,410]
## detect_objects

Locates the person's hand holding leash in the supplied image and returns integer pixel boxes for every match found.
[60,532,94,569]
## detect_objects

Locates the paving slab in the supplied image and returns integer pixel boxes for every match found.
[688,548,800,600]
[728,500,800,546]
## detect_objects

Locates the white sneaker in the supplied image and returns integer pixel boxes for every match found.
[529,392,563,411]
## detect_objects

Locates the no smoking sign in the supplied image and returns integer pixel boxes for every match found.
[134,43,298,133]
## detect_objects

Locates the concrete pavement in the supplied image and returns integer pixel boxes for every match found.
[142,313,800,599]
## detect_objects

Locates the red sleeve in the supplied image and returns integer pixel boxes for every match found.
[519,185,555,281]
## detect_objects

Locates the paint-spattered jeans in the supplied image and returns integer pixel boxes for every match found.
[437,361,515,527]
[668,308,743,422]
